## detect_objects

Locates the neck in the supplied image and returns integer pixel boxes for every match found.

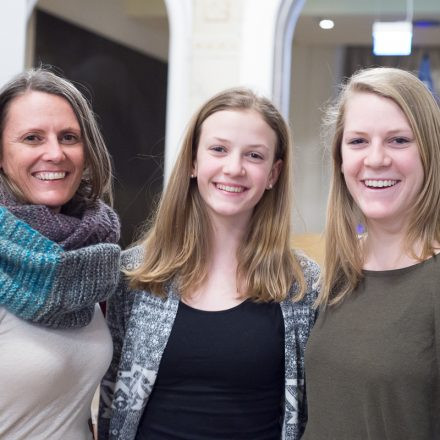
[363,222,420,270]
[183,214,249,311]
[210,214,248,259]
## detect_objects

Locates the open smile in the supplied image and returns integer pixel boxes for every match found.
[33,171,68,181]
[362,179,399,188]
[215,183,247,193]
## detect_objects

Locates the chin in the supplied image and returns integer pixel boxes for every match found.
[31,197,68,212]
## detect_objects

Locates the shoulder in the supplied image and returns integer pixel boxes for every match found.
[294,249,320,284]
[289,250,321,306]
[116,245,176,304]
[120,245,144,271]
[107,246,145,313]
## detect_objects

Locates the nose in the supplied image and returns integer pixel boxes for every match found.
[223,152,244,176]
[364,141,391,168]
[42,137,65,163]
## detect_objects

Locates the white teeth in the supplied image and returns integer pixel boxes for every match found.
[34,172,66,181]
[364,179,397,188]
[216,184,244,193]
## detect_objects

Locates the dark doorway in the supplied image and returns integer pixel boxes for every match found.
[34,9,168,246]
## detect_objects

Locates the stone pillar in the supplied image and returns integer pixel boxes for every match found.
[0,0,36,87]
[163,0,283,179]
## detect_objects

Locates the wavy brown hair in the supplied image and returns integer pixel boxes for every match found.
[128,87,306,302]
[0,67,113,205]
[319,67,440,307]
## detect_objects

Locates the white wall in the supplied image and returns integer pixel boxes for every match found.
[289,43,344,233]
[37,0,169,61]
[0,1,28,86]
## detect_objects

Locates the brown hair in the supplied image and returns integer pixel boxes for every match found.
[128,87,306,302]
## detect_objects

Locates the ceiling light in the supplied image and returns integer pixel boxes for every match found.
[372,21,413,56]
[319,19,334,30]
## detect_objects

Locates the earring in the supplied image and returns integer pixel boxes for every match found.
[267,183,273,190]
[191,174,196,179]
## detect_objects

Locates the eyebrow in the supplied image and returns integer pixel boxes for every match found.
[343,128,413,136]
[210,136,270,150]
[15,125,81,133]
[59,127,82,133]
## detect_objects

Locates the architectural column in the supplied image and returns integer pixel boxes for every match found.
[163,0,285,179]
[0,0,36,87]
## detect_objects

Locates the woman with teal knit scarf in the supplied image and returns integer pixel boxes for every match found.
[0,68,120,440]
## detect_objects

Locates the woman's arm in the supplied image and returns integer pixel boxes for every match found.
[0,206,120,328]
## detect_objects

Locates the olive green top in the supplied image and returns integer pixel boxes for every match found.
[303,255,440,440]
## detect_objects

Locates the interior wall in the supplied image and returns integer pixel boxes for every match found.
[37,0,168,61]
[289,43,344,234]
[0,1,27,86]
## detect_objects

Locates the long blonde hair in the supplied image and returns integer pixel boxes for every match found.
[319,67,440,307]
[128,87,306,302]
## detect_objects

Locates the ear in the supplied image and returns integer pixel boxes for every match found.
[267,159,282,189]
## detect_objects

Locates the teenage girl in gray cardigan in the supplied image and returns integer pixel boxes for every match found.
[99,88,320,440]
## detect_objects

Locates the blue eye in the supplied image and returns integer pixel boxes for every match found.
[348,138,365,145]
[392,137,410,144]
[210,145,226,153]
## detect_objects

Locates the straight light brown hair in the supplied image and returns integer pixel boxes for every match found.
[128,87,306,302]
[319,67,440,306]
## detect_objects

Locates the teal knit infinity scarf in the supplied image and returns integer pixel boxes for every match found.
[0,184,121,328]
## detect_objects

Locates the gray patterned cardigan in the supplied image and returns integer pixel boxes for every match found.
[99,246,320,440]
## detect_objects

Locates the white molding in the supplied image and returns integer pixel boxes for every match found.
[240,0,282,97]
[0,1,28,87]
[163,0,192,181]
[272,0,305,118]
[27,0,38,21]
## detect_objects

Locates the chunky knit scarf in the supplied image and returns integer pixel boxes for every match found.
[0,186,121,328]
[0,186,119,250]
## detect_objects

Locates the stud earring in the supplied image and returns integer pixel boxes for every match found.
[267,184,273,190]
[191,174,196,179]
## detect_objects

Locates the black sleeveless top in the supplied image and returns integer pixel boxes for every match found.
[135,299,285,439]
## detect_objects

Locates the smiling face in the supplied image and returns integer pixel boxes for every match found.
[0,91,85,211]
[193,109,281,227]
[341,92,424,231]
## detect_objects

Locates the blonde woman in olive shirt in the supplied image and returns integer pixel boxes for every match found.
[303,67,440,440]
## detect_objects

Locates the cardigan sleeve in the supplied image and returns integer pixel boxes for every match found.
[296,253,320,438]
[98,249,138,439]
[281,252,320,440]
[0,206,121,328]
